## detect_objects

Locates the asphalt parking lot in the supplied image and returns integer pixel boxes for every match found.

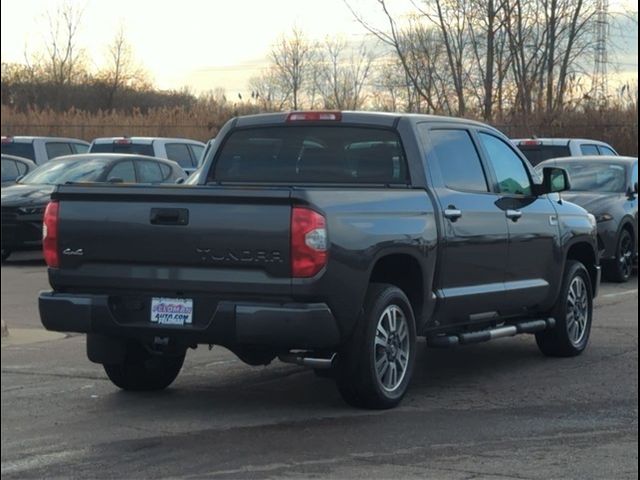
[1,251,638,479]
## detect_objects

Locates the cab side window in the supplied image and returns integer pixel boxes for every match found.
[479,132,532,196]
[426,129,489,193]
[598,145,617,156]
[580,144,600,155]
[165,143,194,169]
[45,142,74,159]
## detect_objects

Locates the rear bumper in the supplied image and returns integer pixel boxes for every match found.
[38,292,341,349]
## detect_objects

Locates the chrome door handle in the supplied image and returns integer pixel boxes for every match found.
[506,209,523,222]
[444,208,463,222]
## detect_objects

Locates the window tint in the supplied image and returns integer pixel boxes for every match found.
[107,160,136,183]
[1,142,36,161]
[137,160,164,183]
[517,145,570,166]
[480,133,532,196]
[1,159,20,181]
[45,142,73,159]
[189,144,205,164]
[598,145,617,156]
[91,142,155,156]
[72,143,89,154]
[580,144,600,155]
[426,129,488,192]
[214,127,407,184]
[165,143,194,168]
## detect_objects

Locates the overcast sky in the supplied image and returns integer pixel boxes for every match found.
[1,0,637,96]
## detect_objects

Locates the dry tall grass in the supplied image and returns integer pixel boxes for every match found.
[1,104,637,155]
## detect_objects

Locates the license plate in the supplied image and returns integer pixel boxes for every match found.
[150,297,193,326]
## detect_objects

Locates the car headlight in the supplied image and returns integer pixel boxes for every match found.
[17,206,46,215]
[595,213,613,223]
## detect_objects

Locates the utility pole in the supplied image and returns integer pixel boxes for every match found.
[593,0,609,103]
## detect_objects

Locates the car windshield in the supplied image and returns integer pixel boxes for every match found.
[19,158,110,185]
[539,162,628,193]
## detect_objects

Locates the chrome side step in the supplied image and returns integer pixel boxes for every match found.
[427,318,556,348]
[279,352,336,369]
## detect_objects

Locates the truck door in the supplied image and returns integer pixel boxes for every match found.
[419,125,510,326]
[476,131,561,311]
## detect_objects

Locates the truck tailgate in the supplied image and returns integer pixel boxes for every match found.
[50,185,293,295]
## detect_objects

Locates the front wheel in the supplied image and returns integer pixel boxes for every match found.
[604,229,634,283]
[536,260,593,357]
[103,341,185,391]
[335,284,416,409]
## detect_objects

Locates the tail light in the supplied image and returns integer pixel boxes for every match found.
[286,111,342,122]
[291,207,327,278]
[43,201,60,267]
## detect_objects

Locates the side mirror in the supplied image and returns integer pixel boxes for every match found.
[535,167,571,195]
[107,177,124,184]
[175,177,186,184]
[628,182,638,199]
[15,175,24,183]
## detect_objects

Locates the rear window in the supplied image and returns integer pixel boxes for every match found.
[1,142,36,161]
[91,142,154,156]
[212,127,407,184]
[517,145,570,166]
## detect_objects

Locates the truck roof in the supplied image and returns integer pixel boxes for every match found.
[1,135,89,144]
[91,137,205,145]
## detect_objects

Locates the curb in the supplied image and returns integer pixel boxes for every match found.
[1,319,8,338]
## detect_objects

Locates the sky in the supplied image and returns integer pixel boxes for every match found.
[1,0,637,96]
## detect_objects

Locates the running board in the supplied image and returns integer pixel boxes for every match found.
[278,353,336,369]
[427,318,556,348]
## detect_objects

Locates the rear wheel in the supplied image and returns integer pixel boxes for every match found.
[536,260,593,357]
[103,341,185,391]
[335,284,416,409]
[604,229,634,283]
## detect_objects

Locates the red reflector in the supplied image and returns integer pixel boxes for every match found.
[1,136,13,144]
[519,140,541,146]
[43,201,60,268]
[286,111,342,122]
[114,138,132,145]
[291,207,328,278]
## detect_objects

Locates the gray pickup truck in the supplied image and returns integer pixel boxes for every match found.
[39,111,601,409]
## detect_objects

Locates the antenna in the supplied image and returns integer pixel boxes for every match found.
[593,0,609,104]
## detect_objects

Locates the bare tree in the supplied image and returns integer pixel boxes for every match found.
[248,68,291,111]
[41,2,86,87]
[270,29,315,109]
[101,25,147,109]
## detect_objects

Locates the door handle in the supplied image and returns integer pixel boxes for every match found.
[506,209,523,222]
[444,208,463,222]
[150,208,189,225]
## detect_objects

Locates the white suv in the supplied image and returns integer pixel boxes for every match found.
[89,137,205,175]
[513,138,618,166]
[1,136,90,165]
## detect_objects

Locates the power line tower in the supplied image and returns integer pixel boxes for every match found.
[593,0,609,103]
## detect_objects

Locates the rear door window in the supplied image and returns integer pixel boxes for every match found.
[45,142,74,159]
[580,144,600,155]
[213,126,407,184]
[72,143,89,154]
[15,160,30,175]
[136,160,164,183]
[598,145,617,156]
[425,129,489,192]
[189,144,205,164]
[107,160,136,183]
[165,143,194,168]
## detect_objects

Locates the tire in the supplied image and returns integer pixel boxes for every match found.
[103,341,185,391]
[1,248,11,262]
[536,260,593,357]
[604,229,634,283]
[335,283,416,409]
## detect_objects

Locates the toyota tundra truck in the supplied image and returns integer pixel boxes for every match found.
[39,111,601,409]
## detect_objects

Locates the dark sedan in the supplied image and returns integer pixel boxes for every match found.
[2,154,37,187]
[536,156,638,282]
[1,153,186,261]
